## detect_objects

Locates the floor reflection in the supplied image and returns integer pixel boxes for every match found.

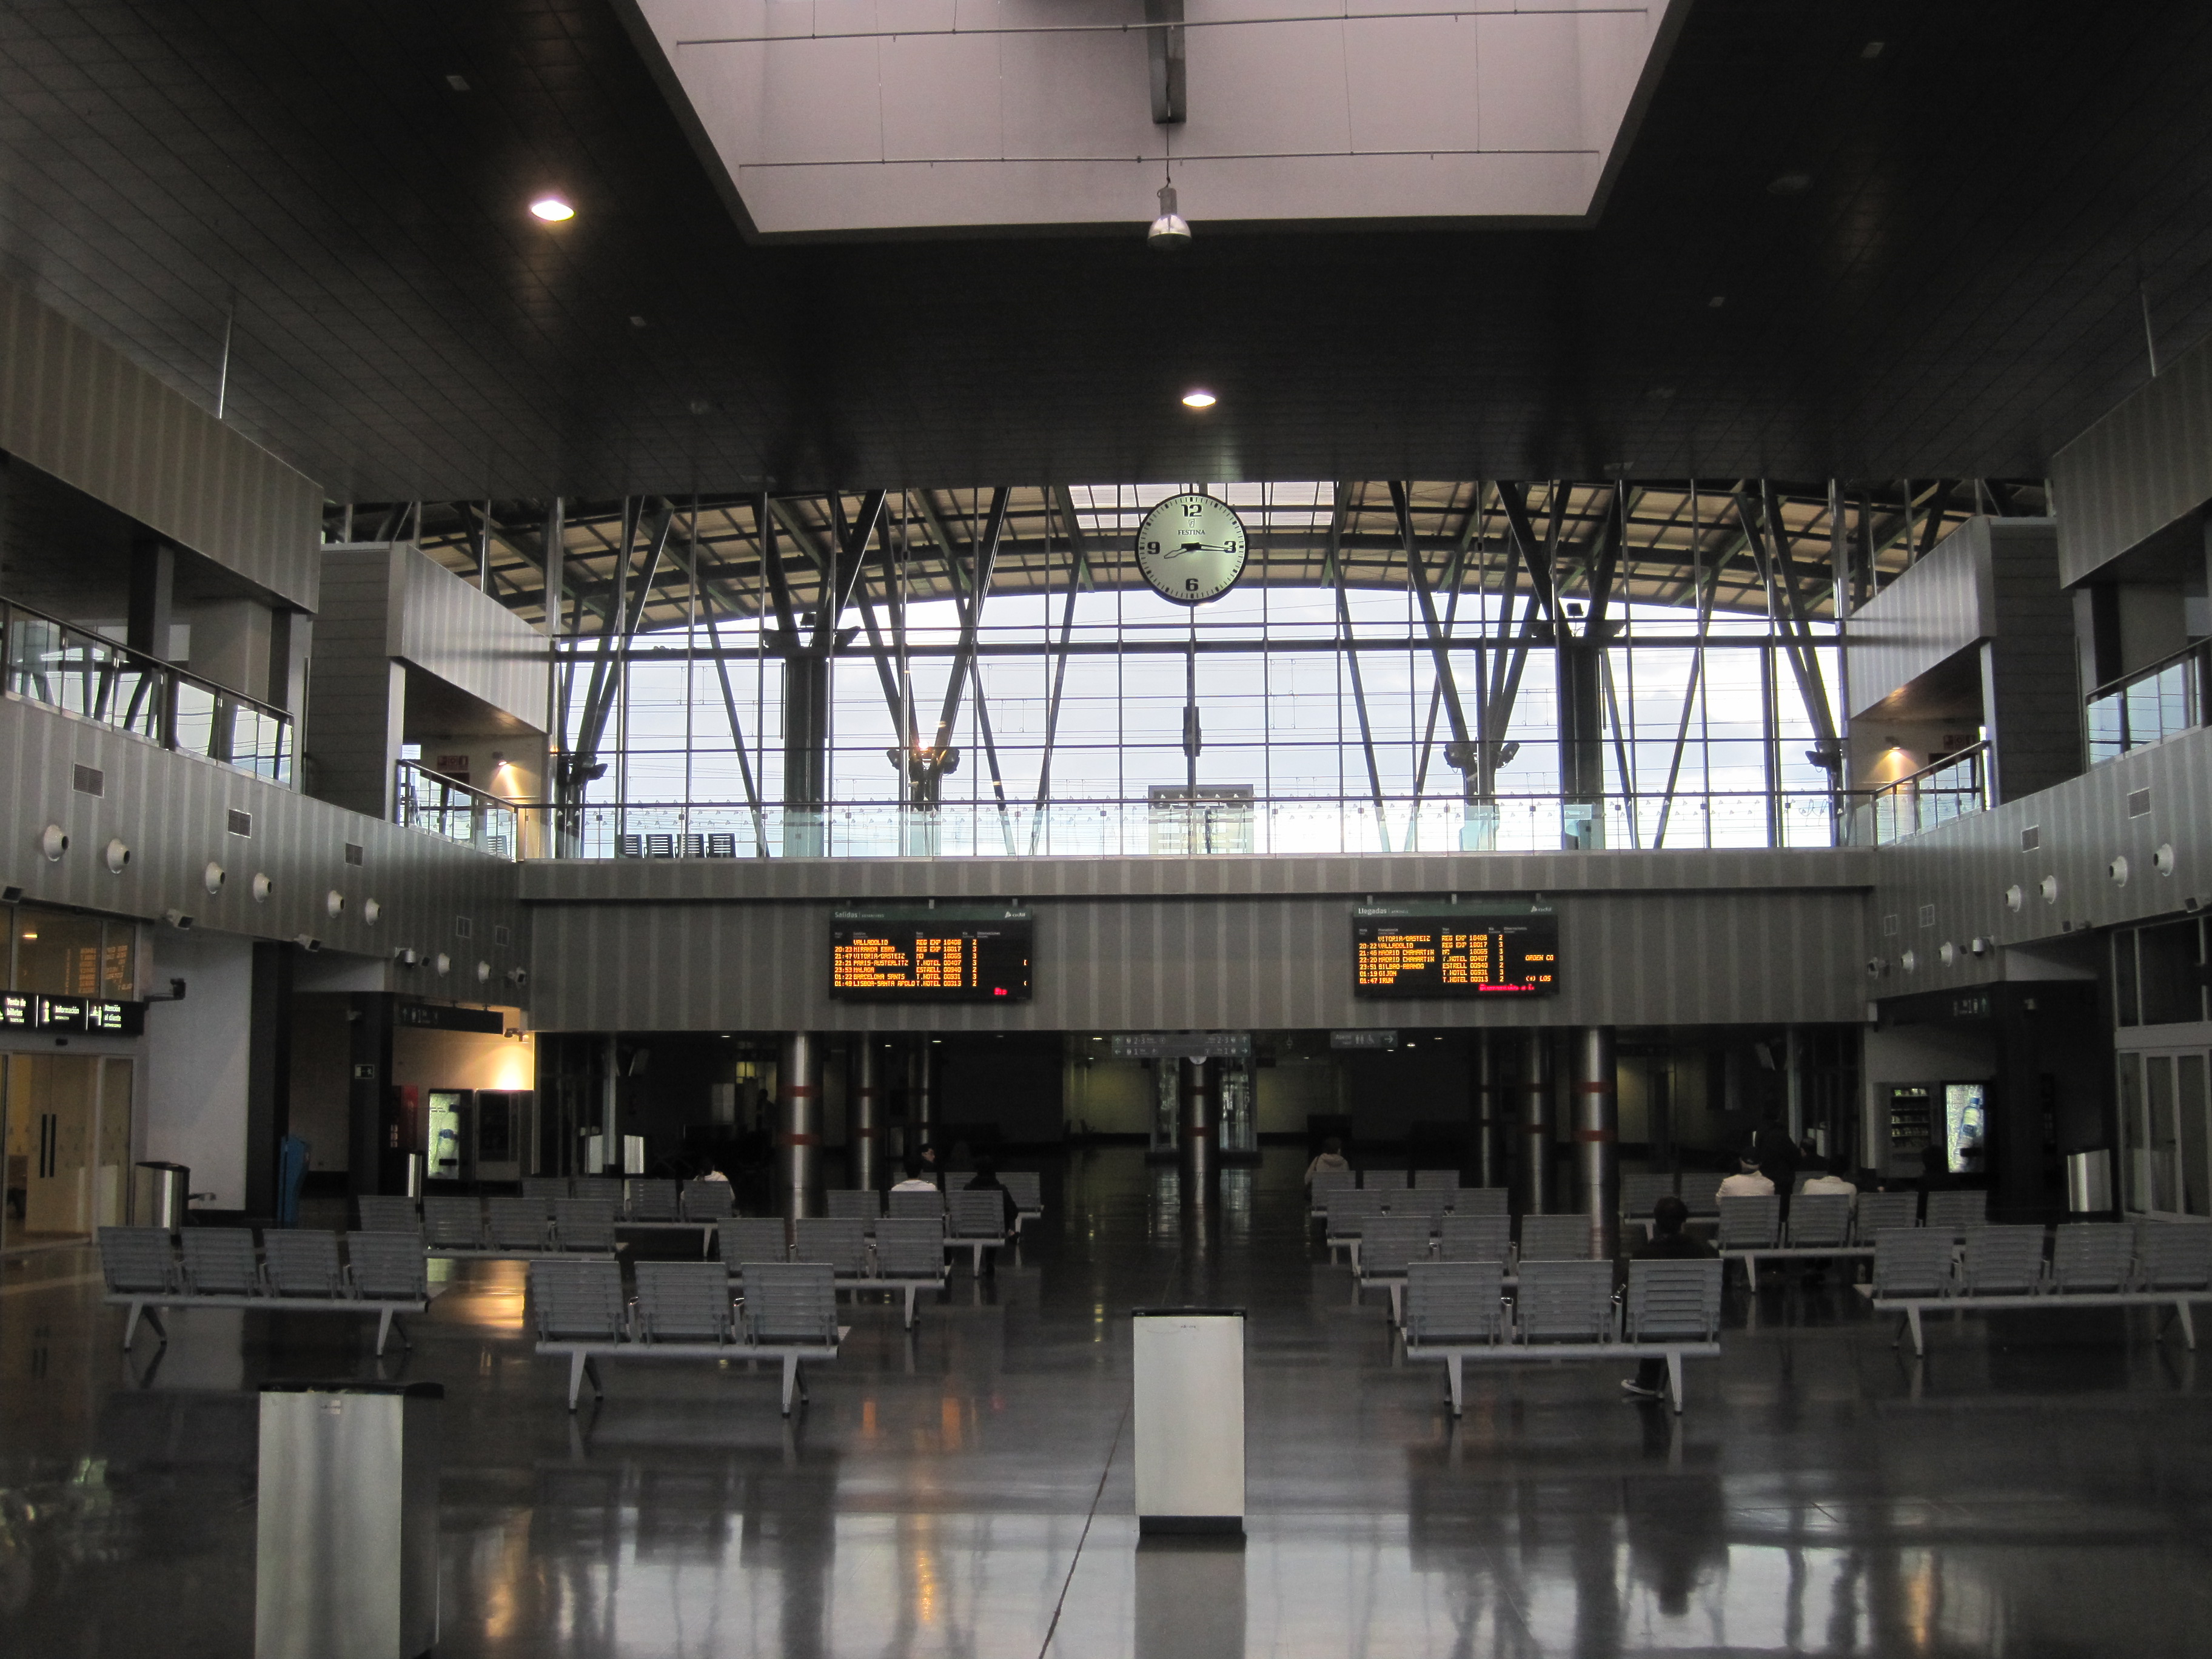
[6,1150,2212,1656]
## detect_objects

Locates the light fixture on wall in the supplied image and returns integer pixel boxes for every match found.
[41,824,69,861]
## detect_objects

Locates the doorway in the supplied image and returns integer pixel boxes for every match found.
[2117,1048,2211,1218]
[1,1052,135,1249]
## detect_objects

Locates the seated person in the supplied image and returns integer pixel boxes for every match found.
[1915,1142,1959,1194]
[1800,1154,1857,1199]
[1305,1137,1351,1189]
[1623,1196,1716,1400]
[695,1157,731,1185]
[1717,1154,1776,1199]
[963,1159,1021,1232]
[890,1158,938,1194]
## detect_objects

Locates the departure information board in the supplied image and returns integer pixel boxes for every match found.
[1352,902,1558,998]
[830,908,1033,1002]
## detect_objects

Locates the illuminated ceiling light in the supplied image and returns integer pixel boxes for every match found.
[1182,389,1217,409]
[529,196,575,223]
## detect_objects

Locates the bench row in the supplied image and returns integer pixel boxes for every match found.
[97,1226,434,1353]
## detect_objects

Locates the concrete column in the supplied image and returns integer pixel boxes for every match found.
[1517,1028,1549,1215]
[1472,1031,1501,1189]
[1178,1056,1216,1213]
[913,1041,937,1148]
[782,654,830,856]
[598,1035,620,1171]
[851,1037,882,1191]
[128,537,176,659]
[1784,1024,1806,1144]
[1572,1025,1618,1259]
[779,1031,823,1218]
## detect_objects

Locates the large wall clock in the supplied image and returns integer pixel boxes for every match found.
[1134,492,1248,605]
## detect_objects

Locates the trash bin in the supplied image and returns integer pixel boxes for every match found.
[623,1133,647,1175]
[256,1381,442,1659]
[2066,1148,2115,1213]
[133,1162,190,1231]
[1132,1307,1245,1535]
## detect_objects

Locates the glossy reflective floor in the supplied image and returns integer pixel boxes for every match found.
[7,1148,2212,1657]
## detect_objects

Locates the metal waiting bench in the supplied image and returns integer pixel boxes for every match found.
[1355,1215,1437,1323]
[1401,1258,1724,1416]
[100,1227,434,1355]
[531,1258,846,1413]
[1001,1171,1044,1235]
[1324,1188,1384,1270]
[946,1188,1009,1275]
[420,1195,620,1258]
[1863,1221,2212,1356]
[1718,1193,1874,1288]
[794,1216,948,1329]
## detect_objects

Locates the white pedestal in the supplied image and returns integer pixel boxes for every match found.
[1132,1308,1245,1534]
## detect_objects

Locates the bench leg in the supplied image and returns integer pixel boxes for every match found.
[2178,1301,2198,1351]
[1905,1306,1925,1357]
[375,1308,394,1355]
[1446,1354,1464,1417]
[904,1285,918,1329]
[782,1354,806,1415]
[1666,1350,1685,1414]
[1390,1283,1404,1327]
[121,1299,146,1350]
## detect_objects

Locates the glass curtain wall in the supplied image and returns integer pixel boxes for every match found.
[552,484,1841,857]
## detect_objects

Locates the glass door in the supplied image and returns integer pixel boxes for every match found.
[2119,1048,2212,1217]
[5,1053,101,1242]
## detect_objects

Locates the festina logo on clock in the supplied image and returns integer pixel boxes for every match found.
[1134,492,1249,605]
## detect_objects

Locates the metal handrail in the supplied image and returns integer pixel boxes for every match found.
[2085,639,2207,764]
[1868,739,1988,804]
[1,592,293,784]
[394,759,520,857]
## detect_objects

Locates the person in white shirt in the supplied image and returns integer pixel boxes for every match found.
[1717,1155,1776,1198]
[1800,1155,1857,1200]
[890,1158,937,1193]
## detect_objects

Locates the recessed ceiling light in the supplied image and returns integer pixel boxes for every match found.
[529,196,575,223]
[629,315,648,329]
[1708,295,1727,308]
[1860,40,1885,59]
[1182,389,1217,409]
[1766,172,1812,196]
[445,73,471,92]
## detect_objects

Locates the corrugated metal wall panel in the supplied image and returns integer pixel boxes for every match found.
[1869,722,2212,1002]
[516,846,1875,905]
[0,692,528,1007]
[524,887,1869,1034]
[1845,517,1994,715]
[2052,331,2212,586]
[0,278,322,611]
[394,544,549,728]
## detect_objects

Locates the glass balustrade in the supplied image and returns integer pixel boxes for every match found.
[2,596,290,785]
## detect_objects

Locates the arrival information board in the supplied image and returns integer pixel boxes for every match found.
[1352,902,1558,999]
[830,908,1033,1003]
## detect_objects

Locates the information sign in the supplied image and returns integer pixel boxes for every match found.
[1351,900,1558,998]
[830,907,1033,1003]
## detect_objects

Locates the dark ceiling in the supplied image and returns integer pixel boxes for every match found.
[2,1,2210,500]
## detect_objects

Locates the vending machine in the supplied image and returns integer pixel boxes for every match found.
[474,1090,534,1182]
[425,1090,471,1182]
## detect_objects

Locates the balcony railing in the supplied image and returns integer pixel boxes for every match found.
[2,595,292,784]
[1849,742,1987,846]
[512,788,1854,860]
[2086,642,2208,765]
[394,759,519,857]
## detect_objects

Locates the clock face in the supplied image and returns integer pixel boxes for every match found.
[1134,492,1249,606]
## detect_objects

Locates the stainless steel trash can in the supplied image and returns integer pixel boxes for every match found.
[2066,1148,2114,1213]
[256,1381,442,1659]
[401,1151,424,1200]
[623,1133,646,1175]
[132,1162,190,1231]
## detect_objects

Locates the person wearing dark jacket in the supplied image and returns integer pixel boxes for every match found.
[1623,1195,1716,1400]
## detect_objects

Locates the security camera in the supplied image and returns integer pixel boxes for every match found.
[394,947,419,968]
[295,934,323,953]
[1,884,21,903]
[506,967,529,987]
[163,909,195,931]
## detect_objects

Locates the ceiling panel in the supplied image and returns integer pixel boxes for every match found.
[0,2,2205,501]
